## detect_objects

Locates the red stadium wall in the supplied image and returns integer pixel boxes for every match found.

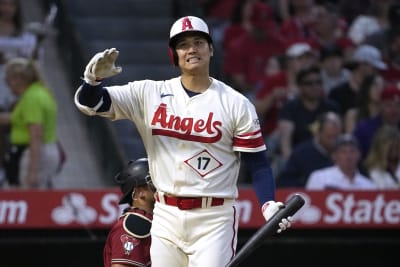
[0,188,399,229]
[1,188,399,267]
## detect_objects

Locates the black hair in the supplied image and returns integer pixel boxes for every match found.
[296,65,321,85]
[356,74,379,121]
[230,0,248,24]
[319,44,343,61]
[169,31,212,49]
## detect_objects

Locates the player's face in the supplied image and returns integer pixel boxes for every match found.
[175,35,213,72]
[135,184,156,207]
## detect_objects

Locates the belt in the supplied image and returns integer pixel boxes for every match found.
[155,192,224,210]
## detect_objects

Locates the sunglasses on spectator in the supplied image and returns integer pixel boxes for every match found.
[301,79,323,86]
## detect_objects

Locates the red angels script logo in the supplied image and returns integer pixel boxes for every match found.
[181,17,193,31]
[151,103,222,143]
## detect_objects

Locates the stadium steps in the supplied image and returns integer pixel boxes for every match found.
[62,0,178,161]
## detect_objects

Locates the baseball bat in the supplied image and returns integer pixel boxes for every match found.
[226,194,306,267]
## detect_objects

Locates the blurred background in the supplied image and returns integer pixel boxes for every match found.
[0,0,399,266]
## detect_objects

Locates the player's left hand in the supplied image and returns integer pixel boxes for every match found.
[262,201,292,233]
[84,48,122,85]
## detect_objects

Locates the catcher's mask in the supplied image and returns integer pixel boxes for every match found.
[168,16,213,66]
[114,158,154,204]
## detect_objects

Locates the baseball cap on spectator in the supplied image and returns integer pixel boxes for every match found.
[352,44,387,70]
[333,134,360,151]
[381,84,400,102]
[250,1,274,29]
[286,42,313,58]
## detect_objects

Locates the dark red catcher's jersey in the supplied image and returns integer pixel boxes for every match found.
[103,207,152,267]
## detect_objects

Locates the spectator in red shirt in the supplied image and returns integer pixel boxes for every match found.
[221,0,256,52]
[222,1,285,97]
[310,2,355,62]
[197,0,240,21]
[254,42,316,139]
[253,42,316,175]
[279,0,317,45]
[220,0,257,80]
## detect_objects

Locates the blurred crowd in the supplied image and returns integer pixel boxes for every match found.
[2,0,399,191]
[0,0,61,190]
[178,0,400,190]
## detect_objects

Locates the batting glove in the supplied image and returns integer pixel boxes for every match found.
[262,201,292,233]
[83,48,122,85]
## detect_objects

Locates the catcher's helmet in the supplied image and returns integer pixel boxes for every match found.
[168,16,213,65]
[114,158,152,204]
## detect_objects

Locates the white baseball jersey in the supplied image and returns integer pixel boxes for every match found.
[75,77,266,198]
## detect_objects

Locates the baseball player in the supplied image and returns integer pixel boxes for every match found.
[103,158,155,267]
[75,16,291,267]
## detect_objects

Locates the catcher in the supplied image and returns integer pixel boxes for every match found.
[103,158,155,267]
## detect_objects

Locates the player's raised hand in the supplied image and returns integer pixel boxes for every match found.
[262,201,292,233]
[83,48,122,85]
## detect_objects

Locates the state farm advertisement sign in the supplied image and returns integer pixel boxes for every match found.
[287,190,400,229]
[0,188,399,229]
[0,189,123,229]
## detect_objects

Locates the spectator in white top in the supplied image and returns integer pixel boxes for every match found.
[306,133,376,190]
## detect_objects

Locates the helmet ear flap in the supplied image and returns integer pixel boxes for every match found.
[168,48,178,66]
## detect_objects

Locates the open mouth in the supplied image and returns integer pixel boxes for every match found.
[186,57,201,63]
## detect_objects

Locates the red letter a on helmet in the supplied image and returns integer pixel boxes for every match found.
[181,17,193,31]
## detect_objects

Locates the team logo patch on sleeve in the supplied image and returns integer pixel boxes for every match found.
[253,118,260,127]
[120,234,140,255]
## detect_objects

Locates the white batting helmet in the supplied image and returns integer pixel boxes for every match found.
[169,16,213,48]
